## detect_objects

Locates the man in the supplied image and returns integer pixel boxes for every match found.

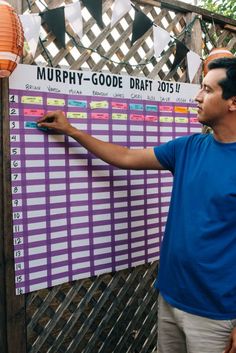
[38,57,236,353]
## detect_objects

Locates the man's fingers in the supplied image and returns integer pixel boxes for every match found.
[37,110,64,123]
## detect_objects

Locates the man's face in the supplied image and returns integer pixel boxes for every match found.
[195,68,230,127]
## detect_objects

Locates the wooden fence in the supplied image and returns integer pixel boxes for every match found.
[1,0,236,352]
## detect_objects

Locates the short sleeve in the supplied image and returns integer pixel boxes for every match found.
[153,139,176,173]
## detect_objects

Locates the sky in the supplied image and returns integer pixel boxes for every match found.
[181,0,199,5]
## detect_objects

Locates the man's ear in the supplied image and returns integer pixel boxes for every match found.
[229,96,236,111]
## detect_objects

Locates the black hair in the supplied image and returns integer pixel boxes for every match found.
[207,57,236,99]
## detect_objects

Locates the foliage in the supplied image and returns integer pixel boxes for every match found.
[199,0,236,20]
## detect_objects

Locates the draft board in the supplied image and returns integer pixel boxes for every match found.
[9,64,201,294]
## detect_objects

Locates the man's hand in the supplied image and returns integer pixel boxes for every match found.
[37,110,76,136]
[223,328,236,353]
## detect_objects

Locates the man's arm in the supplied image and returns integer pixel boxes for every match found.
[224,328,236,353]
[37,110,165,170]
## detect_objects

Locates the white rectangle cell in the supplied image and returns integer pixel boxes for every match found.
[131,189,144,196]
[72,250,90,259]
[131,209,144,217]
[130,135,144,142]
[115,244,128,251]
[26,172,45,180]
[71,227,89,236]
[49,184,66,191]
[25,148,45,155]
[94,258,112,266]
[114,223,128,231]
[69,159,88,167]
[92,124,109,130]
[94,247,111,255]
[28,245,47,255]
[92,203,110,210]
[51,242,68,251]
[132,230,145,238]
[70,182,87,190]
[131,240,144,248]
[92,192,110,200]
[112,135,127,142]
[114,211,128,220]
[93,214,111,222]
[27,197,46,206]
[69,146,87,154]
[71,239,89,247]
[147,136,158,143]
[70,170,88,178]
[72,262,90,270]
[93,224,111,233]
[24,135,44,143]
[131,220,144,227]
[29,270,47,280]
[29,258,47,267]
[70,205,89,213]
[116,254,128,261]
[112,124,126,131]
[146,126,158,132]
[70,194,88,202]
[131,250,145,258]
[50,218,67,227]
[26,160,45,168]
[92,170,110,177]
[92,181,110,188]
[113,169,128,176]
[51,266,69,275]
[113,180,127,187]
[50,195,67,203]
[49,171,66,179]
[114,190,127,198]
[71,216,89,224]
[114,201,128,208]
[51,254,69,263]
[26,185,46,193]
[27,209,46,218]
[91,159,108,166]
[51,230,67,239]
[48,147,65,154]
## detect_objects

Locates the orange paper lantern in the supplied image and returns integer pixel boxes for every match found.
[0,0,24,78]
[203,48,234,76]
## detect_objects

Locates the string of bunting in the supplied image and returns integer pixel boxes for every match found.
[21,0,214,81]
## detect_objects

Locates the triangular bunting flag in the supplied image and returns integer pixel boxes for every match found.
[19,14,41,57]
[153,25,171,58]
[131,9,153,45]
[187,50,202,82]
[65,1,83,39]
[170,39,189,72]
[40,7,66,48]
[82,0,104,29]
[111,0,132,27]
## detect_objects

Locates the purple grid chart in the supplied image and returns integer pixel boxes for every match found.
[9,86,202,295]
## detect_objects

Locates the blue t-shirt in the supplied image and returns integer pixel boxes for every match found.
[154,133,236,320]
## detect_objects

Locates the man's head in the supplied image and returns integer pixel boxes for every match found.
[195,57,236,128]
[207,57,236,100]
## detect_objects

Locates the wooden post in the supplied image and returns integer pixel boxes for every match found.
[0,3,27,353]
[185,12,203,84]
[0,78,27,353]
[0,80,8,353]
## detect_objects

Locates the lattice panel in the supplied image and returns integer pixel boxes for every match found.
[202,22,236,57]
[21,0,193,81]
[27,262,158,353]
